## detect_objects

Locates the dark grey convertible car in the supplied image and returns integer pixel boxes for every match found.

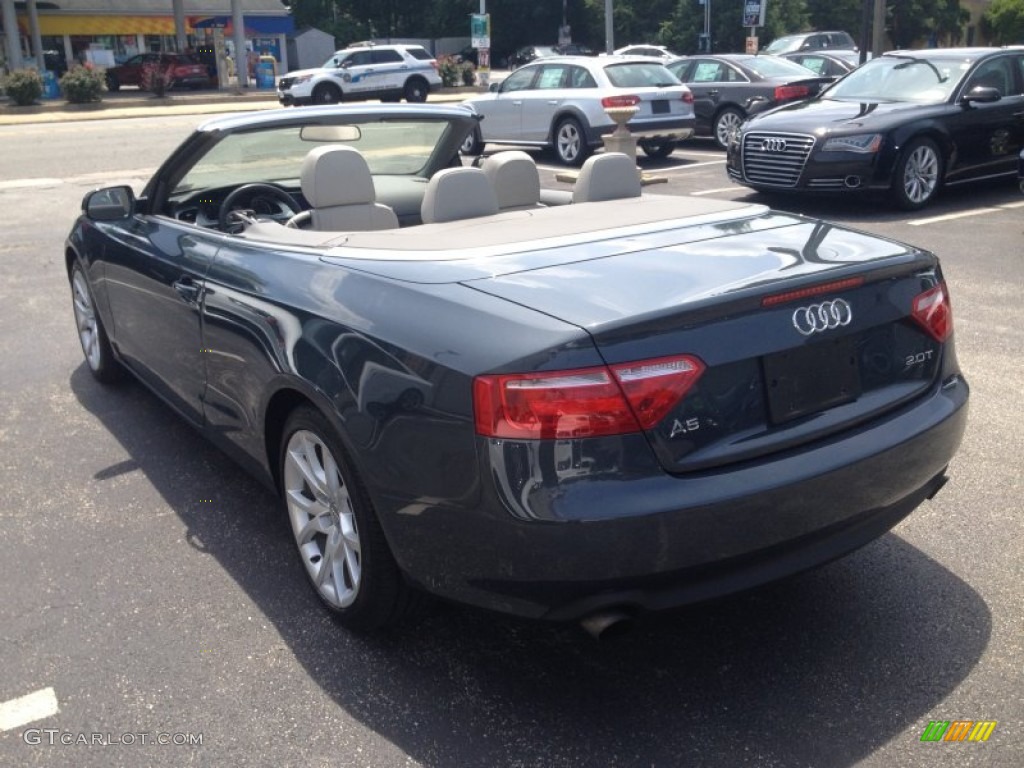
[67,104,968,635]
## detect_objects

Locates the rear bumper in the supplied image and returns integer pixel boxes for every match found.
[594,117,696,144]
[382,375,968,620]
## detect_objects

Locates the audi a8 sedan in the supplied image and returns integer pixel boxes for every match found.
[727,47,1024,209]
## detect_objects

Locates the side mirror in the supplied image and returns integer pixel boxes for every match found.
[83,186,135,221]
[962,85,1001,104]
[489,82,500,93]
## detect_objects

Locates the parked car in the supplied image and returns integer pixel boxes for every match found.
[277,43,441,105]
[782,50,860,79]
[507,45,558,70]
[462,55,696,164]
[666,54,831,148]
[554,43,595,57]
[66,104,967,633]
[104,52,211,91]
[727,47,1024,209]
[613,44,676,60]
[764,31,858,55]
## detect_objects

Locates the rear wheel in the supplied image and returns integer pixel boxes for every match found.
[553,117,591,166]
[892,137,942,210]
[713,107,745,150]
[312,83,342,104]
[70,263,122,383]
[403,77,428,103]
[639,140,675,159]
[280,406,415,630]
[460,126,484,156]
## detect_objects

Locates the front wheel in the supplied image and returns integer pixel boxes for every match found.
[553,117,591,166]
[70,263,122,383]
[312,83,342,104]
[892,137,943,210]
[280,406,415,630]
[639,140,675,159]
[713,107,745,150]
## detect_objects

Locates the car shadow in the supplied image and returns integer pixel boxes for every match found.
[71,365,991,767]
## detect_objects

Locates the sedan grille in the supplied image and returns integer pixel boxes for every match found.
[741,132,815,187]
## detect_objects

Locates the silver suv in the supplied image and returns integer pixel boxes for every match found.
[461,56,695,165]
[278,43,441,106]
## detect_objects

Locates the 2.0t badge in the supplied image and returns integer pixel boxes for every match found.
[792,298,853,336]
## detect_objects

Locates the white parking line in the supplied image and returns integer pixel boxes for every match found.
[999,201,1024,209]
[691,185,742,196]
[657,159,728,172]
[909,208,1003,226]
[0,687,59,732]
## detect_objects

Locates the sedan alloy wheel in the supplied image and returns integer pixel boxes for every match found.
[893,138,942,210]
[553,117,592,166]
[70,264,122,383]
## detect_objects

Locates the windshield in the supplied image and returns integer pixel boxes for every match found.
[764,36,804,55]
[740,55,820,78]
[172,120,450,195]
[825,55,970,102]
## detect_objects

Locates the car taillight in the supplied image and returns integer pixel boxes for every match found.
[473,354,705,439]
[681,90,694,104]
[601,94,641,109]
[911,283,953,342]
[774,84,809,101]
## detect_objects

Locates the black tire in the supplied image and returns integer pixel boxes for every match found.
[312,83,342,105]
[460,126,484,156]
[279,406,416,630]
[70,262,123,384]
[639,140,675,159]
[105,74,120,92]
[403,77,428,103]
[713,107,745,150]
[891,137,943,211]
[553,116,591,167]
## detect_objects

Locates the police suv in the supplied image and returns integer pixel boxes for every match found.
[278,43,442,106]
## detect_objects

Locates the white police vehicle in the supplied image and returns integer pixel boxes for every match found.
[278,43,442,105]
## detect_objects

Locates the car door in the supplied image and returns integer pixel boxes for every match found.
[118,54,149,87]
[371,48,406,95]
[478,66,537,141]
[100,215,217,425]
[340,50,375,96]
[673,58,738,133]
[520,63,576,142]
[945,54,1024,183]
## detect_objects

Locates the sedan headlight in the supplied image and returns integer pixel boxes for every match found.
[822,134,882,153]
[291,74,313,85]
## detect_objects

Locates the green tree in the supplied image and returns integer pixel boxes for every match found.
[805,0,861,38]
[983,0,1024,44]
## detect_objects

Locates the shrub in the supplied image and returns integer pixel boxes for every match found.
[461,64,477,87]
[436,55,461,87]
[141,62,175,97]
[60,65,105,103]
[2,68,43,106]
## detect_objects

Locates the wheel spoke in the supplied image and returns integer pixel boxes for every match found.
[315,530,339,587]
[289,434,327,498]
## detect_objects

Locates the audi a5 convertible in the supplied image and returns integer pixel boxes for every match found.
[67,104,968,634]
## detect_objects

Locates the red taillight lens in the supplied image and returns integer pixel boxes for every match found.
[911,283,953,342]
[681,90,694,104]
[473,355,705,439]
[601,94,641,109]
[774,84,810,101]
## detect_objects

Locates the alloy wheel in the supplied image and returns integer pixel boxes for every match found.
[72,269,101,371]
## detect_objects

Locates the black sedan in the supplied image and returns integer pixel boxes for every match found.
[728,47,1024,209]
[666,54,831,148]
[508,45,557,70]
[67,105,968,635]
[782,50,860,79]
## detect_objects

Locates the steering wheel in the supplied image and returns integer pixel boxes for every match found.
[218,183,301,232]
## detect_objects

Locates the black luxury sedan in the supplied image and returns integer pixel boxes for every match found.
[67,104,968,635]
[728,47,1024,209]
[666,54,832,148]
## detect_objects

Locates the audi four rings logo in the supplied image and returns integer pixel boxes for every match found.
[792,299,853,335]
[760,137,788,152]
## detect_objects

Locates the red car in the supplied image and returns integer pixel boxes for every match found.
[104,53,211,91]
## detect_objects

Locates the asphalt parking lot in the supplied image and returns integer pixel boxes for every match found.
[0,102,1021,767]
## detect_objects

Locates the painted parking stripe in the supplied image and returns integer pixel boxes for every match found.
[999,201,1024,209]
[0,687,59,732]
[691,185,742,196]
[909,208,1003,226]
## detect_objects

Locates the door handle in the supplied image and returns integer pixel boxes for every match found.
[547,100,558,105]
[173,277,202,304]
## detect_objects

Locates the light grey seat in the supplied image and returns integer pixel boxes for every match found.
[420,167,499,224]
[572,153,642,203]
[481,151,543,211]
[296,145,399,231]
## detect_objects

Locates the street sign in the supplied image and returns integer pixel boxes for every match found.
[743,0,767,28]
[471,14,491,49]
